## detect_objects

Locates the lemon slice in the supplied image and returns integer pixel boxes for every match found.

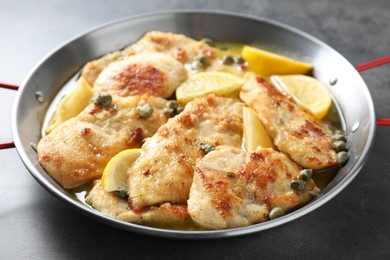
[271,75,332,120]
[176,71,244,103]
[101,149,141,192]
[241,45,313,76]
[46,76,93,134]
[243,107,274,152]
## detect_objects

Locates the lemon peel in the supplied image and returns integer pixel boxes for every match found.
[46,77,93,134]
[176,71,244,103]
[243,106,274,152]
[271,74,332,120]
[242,45,312,76]
[101,149,141,192]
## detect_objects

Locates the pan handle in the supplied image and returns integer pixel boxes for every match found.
[0,82,18,149]
[355,56,390,72]
[0,141,15,149]
[0,82,19,91]
[355,56,390,126]
[1,56,389,150]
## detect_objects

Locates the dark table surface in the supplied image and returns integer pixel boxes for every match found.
[1,0,389,259]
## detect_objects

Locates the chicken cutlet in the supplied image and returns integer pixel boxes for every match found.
[128,95,243,211]
[86,180,194,229]
[93,53,187,98]
[188,146,317,229]
[38,95,170,188]
[240,76,337,170]
[82,31,220,86]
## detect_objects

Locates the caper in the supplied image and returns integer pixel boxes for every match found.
[221,55,234,65]
[269,207,285,220]
[191,60,204,71]
[234,55,245,64]
[136,104,154,118]
[167,100,179,110]
[163,101,184,116]
[163,107,175,117]
[336,151,348,165]
[175,107,184,114]
[299,169,313,182]
[197,55,210,67]
[201,37,214,46]
[333,133,347,142]
[100,94,112,107]
[290,180,305,191]
[309,187,321,198]
[115,190,127,198]
[333,140,347,152]
[200,143,215,154]
[92,93,112,107]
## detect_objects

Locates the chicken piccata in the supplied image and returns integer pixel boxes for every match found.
[38,31,347,230]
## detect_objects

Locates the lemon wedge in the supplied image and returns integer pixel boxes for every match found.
[176,71,244,103]
[241,45,313,76]
[46,76,93,134]
[101,149,141,192]
[271,75,332,120]
[243,107,274,152]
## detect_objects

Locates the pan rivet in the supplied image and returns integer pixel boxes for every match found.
[329,78,338,86]
[351,122,360,132]
[35,91,45,103]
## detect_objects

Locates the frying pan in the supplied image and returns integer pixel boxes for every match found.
[2,11,388,238]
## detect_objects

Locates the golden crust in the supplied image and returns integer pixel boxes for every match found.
[93,53,187,98]
[127,95,243,211]
[87,181,192,228]
[38,95,169,188]
[81,31,219,86]
[240,76,337,169]
[188,146,317,229]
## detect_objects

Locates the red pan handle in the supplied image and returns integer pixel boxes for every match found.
[0,141,15,149]
[355,56,390,126]
[1,57,389,150]
[0,82,18,149]
[355,56,390,72]
[0,82,19,91]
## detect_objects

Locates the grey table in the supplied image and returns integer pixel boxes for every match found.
[1,0,389,259]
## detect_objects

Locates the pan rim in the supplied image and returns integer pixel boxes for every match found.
[11,10,376,239]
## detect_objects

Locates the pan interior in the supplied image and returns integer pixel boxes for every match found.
[12,11,375,238]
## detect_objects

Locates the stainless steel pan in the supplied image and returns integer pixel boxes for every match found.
[3,11,388,238]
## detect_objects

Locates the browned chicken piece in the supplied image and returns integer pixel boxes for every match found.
[82,31,220,86]
[93,53,187,98]
[240,76,337,170]
[188,146,317,229]
[82,51,122,87]
[128,95,243,211]
[38,95,170,188]
[86,181,195,229]
[124,31,219,64]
